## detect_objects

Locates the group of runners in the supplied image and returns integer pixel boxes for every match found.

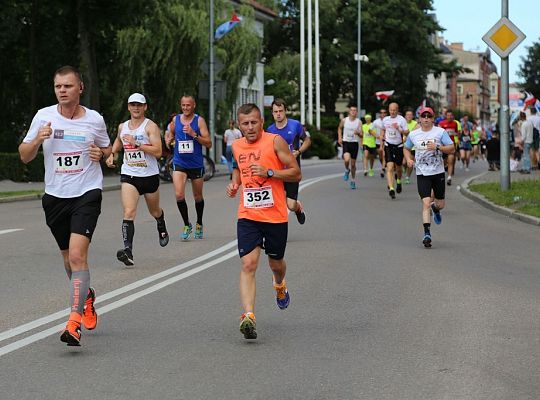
[337,101,491,248]
[19,66,312,344]
[21,64,493,345]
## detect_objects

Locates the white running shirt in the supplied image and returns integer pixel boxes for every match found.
[24,105,110,198]
[342,117,361,143]
[382,114,408,145]
[120,118,159,177]
[405,126,453,176]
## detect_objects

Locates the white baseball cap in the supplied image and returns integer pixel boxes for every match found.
[127,93,146,104]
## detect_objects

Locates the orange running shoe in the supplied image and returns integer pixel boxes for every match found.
[239,312,257,339]
[82,287,98,330]
[60,312,82,346]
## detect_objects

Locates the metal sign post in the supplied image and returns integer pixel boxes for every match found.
[482,1,526,191]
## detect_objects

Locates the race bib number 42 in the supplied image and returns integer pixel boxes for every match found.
[54,151,84,174]
[243,186,274,209]
[416,139,435,151]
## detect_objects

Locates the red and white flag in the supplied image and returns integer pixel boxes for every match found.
[522,91,537,111]
[375,90,395,102]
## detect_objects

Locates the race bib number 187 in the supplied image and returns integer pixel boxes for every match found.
[243,186,274,209]
[54,151,84,174]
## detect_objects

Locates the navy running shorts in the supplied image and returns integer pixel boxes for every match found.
[237,218,288,260]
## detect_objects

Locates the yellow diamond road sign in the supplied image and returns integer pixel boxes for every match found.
[482,17,526,58]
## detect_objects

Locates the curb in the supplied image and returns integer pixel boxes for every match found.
[459,173,540,226]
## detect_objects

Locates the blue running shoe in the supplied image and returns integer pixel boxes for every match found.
[194,223,203,239]
[422,233,432,248]
[343,170,350,181]
[350,181,356,190]
[274,280,290,310]
[431,203,442,225]
[181,223,192,240]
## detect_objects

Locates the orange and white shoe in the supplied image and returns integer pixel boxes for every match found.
[82,287,98,330]
[60,312,82,346]
[239,312,257,339]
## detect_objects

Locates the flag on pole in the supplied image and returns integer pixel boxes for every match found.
[522,91,537,111]
[215,12,241,40]
[375,90,395,102]
[415,99,427,118]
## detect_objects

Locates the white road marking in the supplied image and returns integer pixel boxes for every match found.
[0,173,341,357]
[0,229,23,235]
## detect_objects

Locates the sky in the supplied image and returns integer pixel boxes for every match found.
[432,0,538,83]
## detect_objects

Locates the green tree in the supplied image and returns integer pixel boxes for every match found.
[518,39,540,97]
[263,0,458,114]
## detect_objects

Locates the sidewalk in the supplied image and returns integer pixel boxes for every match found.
[0,158,341,203]
[459,168,540,226]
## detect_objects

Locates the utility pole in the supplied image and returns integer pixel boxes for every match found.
[315,0,320,129]
[300,0,305,124]
[307,0,313,125]
[209,0,216,161]
[357,0,361,113]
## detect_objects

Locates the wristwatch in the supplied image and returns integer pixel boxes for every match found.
[134,140,142,148]
[267,169,274,178]
[436,144,440,151]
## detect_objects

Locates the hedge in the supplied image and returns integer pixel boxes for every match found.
[0,152,45,182]
[0,152,118,182]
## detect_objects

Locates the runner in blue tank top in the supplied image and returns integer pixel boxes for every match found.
[165,95,212,240]
[266,98,311,224]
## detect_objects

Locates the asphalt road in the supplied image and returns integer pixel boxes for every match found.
[1,161,539,400]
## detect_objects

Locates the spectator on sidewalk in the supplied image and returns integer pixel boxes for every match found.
[486,131,500,171]
[528,107,540,169]
[520,111,534,174]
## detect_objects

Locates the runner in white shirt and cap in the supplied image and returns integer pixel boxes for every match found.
[403,106,455,248]
[106,93,169,267]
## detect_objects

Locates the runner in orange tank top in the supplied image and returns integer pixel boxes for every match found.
[227,103,301,340]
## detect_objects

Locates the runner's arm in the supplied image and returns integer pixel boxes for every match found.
[141,121,163,158]
[337,119,344,145]
[274,136,301,183]
[194,117,212,148]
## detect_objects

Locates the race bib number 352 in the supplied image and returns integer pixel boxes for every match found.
[243,186,274,209]
[54,151,84,174]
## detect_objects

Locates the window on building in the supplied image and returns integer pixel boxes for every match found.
[457,84,463,95]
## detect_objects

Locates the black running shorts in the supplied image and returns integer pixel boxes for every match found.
[384,143,404,165]
[120,174,160,195]
[363,145,377,156]
[237,218,288,260]
[342,142,359,159]
[416,172,446,199]
[42,188,102,250]
[284,182,299,200]
[173,164,205,180]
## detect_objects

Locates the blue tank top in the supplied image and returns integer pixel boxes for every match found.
[172,114,204,169]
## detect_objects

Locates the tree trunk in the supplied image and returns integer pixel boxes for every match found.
[77,0,100,111]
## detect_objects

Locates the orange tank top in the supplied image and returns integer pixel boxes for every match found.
[232,132,288,223]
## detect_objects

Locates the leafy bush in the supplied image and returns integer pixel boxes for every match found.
[0,152,44,182]
[303,129,336,159]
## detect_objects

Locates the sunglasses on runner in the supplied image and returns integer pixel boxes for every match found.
[420,113,433,118]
